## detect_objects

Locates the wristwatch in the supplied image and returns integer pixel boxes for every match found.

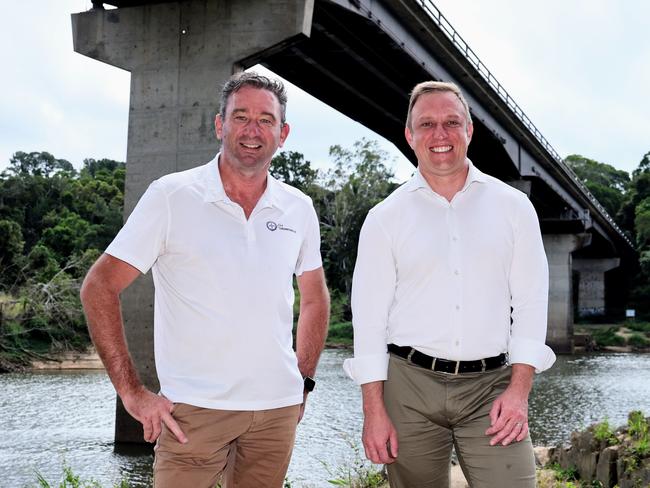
[303,376,316,393]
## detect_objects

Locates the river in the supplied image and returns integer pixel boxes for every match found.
[1,350,650,487]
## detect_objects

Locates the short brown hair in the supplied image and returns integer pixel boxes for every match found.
[406,81,472,129]
[220,71,288,124]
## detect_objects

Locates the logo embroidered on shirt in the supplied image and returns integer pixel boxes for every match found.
[266,221,296,233]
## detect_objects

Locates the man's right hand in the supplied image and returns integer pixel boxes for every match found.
[362,408,398,464]
[122,387,188,444]
[361,381,398,464]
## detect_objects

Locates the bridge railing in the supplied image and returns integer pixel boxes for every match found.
[417,1,631,245]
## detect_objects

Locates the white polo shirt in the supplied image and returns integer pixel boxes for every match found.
[105,155,322,410]
[343,161,556,385]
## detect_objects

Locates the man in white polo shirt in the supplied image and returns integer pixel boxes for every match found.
[80,72,330,487]
[343,81,556,487]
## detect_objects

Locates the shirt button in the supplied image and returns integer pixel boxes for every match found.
[455,340,460,346]
[455,305,460,310]
[452,236,458,241]
[454,269,460,275]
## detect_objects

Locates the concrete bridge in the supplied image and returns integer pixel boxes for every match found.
[72,0,633,442]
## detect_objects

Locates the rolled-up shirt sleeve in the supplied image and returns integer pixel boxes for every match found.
[343,211,396,384]
[508,196,556,372]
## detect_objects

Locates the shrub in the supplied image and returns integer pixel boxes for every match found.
[628,333,650,348]
[592,327,625,347]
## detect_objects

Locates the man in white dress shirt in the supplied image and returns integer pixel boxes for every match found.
[343,81,556,487]
[81,72,330,488]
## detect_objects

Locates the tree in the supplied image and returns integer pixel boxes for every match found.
[270,151,319,194]
[0,219,24,287]
[5,151,75,178]
[565,154,630,219]
[635,198,650,249]
[618,167,650,237]
[39,210,96,263]
[319,139,398,303]
[632,151,650,178]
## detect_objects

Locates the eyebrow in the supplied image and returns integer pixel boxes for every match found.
[231,108,277,121]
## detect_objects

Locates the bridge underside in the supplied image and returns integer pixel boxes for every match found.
[75,0,632,442]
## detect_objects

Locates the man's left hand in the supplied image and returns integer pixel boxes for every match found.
[485,363,535,446]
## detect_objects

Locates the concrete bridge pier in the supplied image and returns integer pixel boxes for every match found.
[573,258,620,318]
[71,0,314,443]
[543,233,592,353]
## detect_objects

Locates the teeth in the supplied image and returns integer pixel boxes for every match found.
[242,143,261,149]
[431,146,452,153]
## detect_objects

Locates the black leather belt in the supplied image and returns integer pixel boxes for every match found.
[388,344,507,375]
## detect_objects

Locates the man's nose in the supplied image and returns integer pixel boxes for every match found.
[432,124,448,138]
[243,120,263,136]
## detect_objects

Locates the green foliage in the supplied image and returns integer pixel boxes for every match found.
[632,151,650,178]
[549,462,579,482]
[592,327,625,347]
[322,437,388,488]
[625,321,650,333]
[565,154,630,218]
[327,322,353,344]
[34,465,129,488]
[6,151,75,178]
[627,411,648,440]
[318,139,397,304]
[628,333,649,348]
[270,151,319,194]
[0,218,25,285]
[0,151,124,370]
[634,197,650,248]
[593,418,618,445]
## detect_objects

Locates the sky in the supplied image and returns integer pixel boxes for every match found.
[2,0,649,183]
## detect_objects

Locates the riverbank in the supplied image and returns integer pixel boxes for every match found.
[30,347,103,370]
[19,322,650,372]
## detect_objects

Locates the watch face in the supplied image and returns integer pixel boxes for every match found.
[303,376,316,392]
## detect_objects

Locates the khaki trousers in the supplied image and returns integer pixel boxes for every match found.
[153,403,300,488]
[384,355,536,488]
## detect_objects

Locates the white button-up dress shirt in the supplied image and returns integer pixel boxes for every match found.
[343,162,556,385]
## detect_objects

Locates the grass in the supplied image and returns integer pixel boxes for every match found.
[327,321,353,345]
[34,466,130,488]
[576,322,650,349]
[320,437,388,488]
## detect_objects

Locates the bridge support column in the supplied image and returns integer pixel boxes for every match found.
[573,258,620,318]
[542,233,591,353]
[71,0,313,443]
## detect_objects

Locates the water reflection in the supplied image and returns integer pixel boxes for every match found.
[1,351,650,487]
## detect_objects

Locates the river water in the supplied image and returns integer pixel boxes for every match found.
[1,350,650,487]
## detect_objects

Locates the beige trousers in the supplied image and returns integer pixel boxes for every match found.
[384,355,536,488]
[153,403,300,488]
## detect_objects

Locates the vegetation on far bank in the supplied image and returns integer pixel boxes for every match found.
[575,321,650,351]
[2,147,650,371]
[0,141,396,371]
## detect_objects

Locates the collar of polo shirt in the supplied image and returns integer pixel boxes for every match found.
[202,153,283,211]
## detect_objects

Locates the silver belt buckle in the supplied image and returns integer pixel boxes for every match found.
[454,360,460,375]
[431,357,437,371]
[481,358,486,372]
[407,348,415,363]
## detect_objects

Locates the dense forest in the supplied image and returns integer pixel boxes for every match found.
[0,144,648,371]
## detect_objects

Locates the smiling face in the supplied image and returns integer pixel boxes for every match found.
[405,90,473,180]
[215,85,289,175]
